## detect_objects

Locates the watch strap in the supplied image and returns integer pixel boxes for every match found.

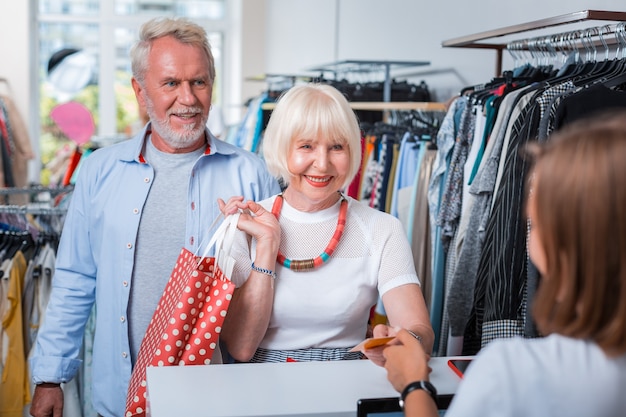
[399,380,437,409]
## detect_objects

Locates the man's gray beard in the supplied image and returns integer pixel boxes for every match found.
[145,98,207,149]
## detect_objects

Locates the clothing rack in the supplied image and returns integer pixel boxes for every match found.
[433,21,626,355]
[308,60,431,102]
[259,62,447,112]
[260,102,447,130]
[260,101,447,112]
[442,10,626,75]
[257,61,446,113]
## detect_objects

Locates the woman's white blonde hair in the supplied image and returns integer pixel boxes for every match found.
[262,83,362,189]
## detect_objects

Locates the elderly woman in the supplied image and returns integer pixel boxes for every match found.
[219,83,434,364]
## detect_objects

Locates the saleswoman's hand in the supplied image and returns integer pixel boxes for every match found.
[382,329,432,393]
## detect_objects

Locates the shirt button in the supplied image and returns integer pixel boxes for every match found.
[120,316,126,322]
[144,177,150,183]
[122,281,128,287]
[122,352,128,358]
[189,236,194,246]
[133,208,139,214]
[126,243,133,249]
[191,202,195,210]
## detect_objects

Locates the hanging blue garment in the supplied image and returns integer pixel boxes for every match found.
[233,92,273,153]
[405,143,426,243]
[390,132,422,220]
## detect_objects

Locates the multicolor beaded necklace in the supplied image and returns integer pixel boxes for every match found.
[271,193,348,271]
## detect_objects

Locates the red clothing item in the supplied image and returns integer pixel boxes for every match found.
[61,146,82,186]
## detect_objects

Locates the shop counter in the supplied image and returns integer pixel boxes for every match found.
[146,356,465,417]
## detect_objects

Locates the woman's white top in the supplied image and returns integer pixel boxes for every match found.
[448,334,626,417]
[229,195,420,350]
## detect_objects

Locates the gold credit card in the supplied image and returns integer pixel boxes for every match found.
[349,336,396,352]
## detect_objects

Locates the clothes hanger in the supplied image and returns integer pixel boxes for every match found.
[569,27,617,87]
[537,29,592,86]
[585,26,617,76]
[595,23,626,89]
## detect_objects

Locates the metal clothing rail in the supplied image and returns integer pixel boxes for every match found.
[245,73,317,83]
[0,185,74,196]
[442,10,626,75]
[245,73,318,94]
[0,185,74,207]
[0,204,68,216]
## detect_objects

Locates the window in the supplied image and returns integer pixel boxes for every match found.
[36,0,226,185]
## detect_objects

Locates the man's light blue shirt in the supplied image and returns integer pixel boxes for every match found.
[30,125,280,417]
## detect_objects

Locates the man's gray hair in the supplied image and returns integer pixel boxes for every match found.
[130,17,215,85]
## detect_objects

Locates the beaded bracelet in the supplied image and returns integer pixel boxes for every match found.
[251,262,277,279]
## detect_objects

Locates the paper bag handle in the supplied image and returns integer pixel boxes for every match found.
[198,212,240,263]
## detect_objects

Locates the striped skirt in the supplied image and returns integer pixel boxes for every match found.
[250,347,364,363]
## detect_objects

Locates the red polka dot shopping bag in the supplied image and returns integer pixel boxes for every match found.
[125,213,240,417]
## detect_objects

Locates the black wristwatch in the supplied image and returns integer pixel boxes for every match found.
[399,380,438,410]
